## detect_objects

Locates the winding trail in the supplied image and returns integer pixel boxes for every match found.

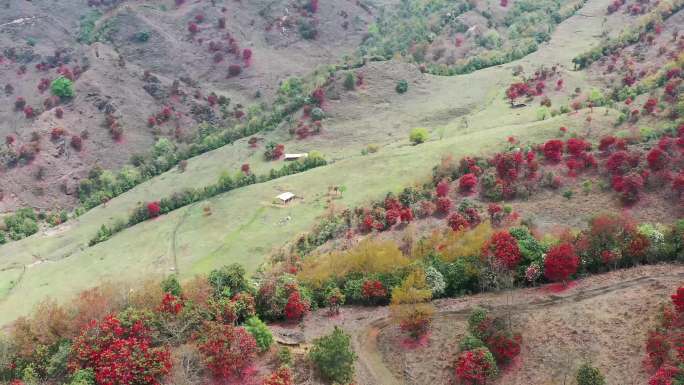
[280,265,684,385]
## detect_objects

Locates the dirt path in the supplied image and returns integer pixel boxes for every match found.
[276,264,684,385]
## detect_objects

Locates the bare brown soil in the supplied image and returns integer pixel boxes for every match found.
[273,264,684,385]
[0,0,377,212]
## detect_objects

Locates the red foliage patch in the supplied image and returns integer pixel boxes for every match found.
[483,231,521,270]
[544,243,579,283]
[455,349,495,385]
[447,213,469,232]
[543,140,564,163]
[147,201,161,218]
[70,315,172,385]
[196,322,257,380]
[284,291,309,321]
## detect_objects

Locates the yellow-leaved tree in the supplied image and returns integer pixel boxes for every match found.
[298,238,410,289]
[390,268,434,340]
[412,222,493,262]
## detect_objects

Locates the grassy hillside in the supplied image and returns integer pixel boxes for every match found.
[0,0,642,325]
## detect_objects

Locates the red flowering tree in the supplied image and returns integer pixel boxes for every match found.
[284,291,309,321]
[196,322,257,380]
[400,207,414,223]
[647,148,669,171]
[158,293,183,315]
[543,140,564,163]
[436,179,450,197]
[69,314,172,385]
[262,367,294,385]
[436,196,452,214]
[243,48,253,67]
[362,280,387,305]
[459,173,478,193]
[448,213,469,232]
[487,204,504,226]
[544,243,579,283]
[486,333,522,364]
[312,88,325,106]
[566,138,590,157]
[385,209,400,227]
[483,231,521,270]
[147,201,161,218]
[506,82,531,104]
[70,135,83,151]
[671,287,684,313]
[454,348,497,385]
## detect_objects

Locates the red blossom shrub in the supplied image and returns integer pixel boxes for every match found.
[241,163,250,174]
[436,196,452,214]
[618,172,644,204]
[643,98,658,115]
[448,213,469,232]
[284,291,309,321]
[23,106,35,119]
[543,139,564,163]
[188,22,199,34]
[158,293,183,315]
[312,87,325,106]
[647,147,669,171]
[649,366,680,385]
[506,82,531,103]
[243,48,253,67]
[436,179,450,197]
[645,331,671,369]
[606,151,633,175]
[196,322,257,379]
[362,280,387,304]
[147,201,161,218]
[400,207,414,223]
[486,333,522,364]
[493,152,522,181]
[544,243,579,283]
[385,209,400,227]
[459,173,478,192]
[262,367,294,385]
[483,231,521,270]
[455,349,496,385]
[674,173,684,197]
[51,127,65,140]
[385,197,402,211]
[672,287,684,313]
[566,138,590,157]
[69,314,172,385]
[70,135,83,151]
[487,203,504,226]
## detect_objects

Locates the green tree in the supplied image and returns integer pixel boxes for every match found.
[344,72,356,90]
[161,275,182,296]
[69,368,95,385]
[576,363,606,385]
[396,79,409,94]
[244,317,273,352]
[308,326,357,384]
[51,76,75,98]
[409,128,429,144]
[208,263,252,298]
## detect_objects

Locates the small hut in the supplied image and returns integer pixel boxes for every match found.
[284,153,308,161]
[276,192,295,204]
